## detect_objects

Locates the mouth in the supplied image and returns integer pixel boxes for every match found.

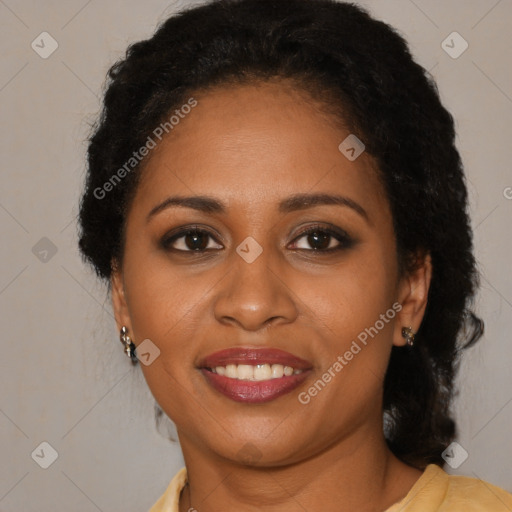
[198,347,313,403]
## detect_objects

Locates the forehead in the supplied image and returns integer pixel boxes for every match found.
[133,80,388,219]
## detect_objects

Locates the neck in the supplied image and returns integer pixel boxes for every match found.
[177,424,422,512]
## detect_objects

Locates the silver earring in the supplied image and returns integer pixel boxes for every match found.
[401,326,416,346]
[120,326,137,360]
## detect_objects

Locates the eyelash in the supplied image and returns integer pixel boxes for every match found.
[160,223,355,255]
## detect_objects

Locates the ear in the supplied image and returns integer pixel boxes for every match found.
[111,261,132,334]
[393,251,432,347]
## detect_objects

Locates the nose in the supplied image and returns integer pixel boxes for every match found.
[213,247,299,332]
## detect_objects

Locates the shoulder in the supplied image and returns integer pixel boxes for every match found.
[441,468,512,510]
[148,467,188,512]
[387,464,512,511]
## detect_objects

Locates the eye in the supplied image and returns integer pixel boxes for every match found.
[160,223,355,255]
[161,226,223,253]
[289,224,354,253]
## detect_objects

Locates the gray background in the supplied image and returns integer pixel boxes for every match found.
[1,0,511,510]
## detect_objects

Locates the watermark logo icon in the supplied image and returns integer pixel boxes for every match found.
[32,237,58,263]
[31,441,58,469]
[441,441,469,469]
[236,442,263,464]
[136,339,161,366]
[442,32,468,59]
[339,134,365,161]
[31,32,59,59]
[236,237,263,264]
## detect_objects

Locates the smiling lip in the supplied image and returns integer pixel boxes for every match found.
[199,347,313,370]
[198,348,313,403]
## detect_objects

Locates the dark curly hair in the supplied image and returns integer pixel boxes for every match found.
[78,0,483,469]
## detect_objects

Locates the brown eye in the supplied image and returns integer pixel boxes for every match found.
[290,225,355,253]
[161,227,223,252]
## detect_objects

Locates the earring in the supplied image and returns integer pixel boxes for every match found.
[401,326,416,346]
[120,326,137,360]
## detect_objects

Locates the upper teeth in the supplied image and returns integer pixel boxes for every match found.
[211,364,302,381]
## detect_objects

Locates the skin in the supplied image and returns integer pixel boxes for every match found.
[111,79,432,512]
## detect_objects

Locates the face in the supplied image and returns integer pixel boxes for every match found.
[112,79,431,466]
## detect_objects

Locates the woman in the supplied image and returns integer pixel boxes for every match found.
[78,0,512,510]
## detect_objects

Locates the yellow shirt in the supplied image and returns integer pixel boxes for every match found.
[148,464,512,511]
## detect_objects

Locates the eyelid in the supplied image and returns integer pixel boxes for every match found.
[161,224,222,241]
[292,222,351,240]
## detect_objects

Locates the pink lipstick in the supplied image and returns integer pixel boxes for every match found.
[198,348,313,403]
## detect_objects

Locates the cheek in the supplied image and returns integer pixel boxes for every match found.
[123,258,214,425]
[121,244,226,395]
[122,241,209,339]
[308,244,398,387]
[315,245,398,332]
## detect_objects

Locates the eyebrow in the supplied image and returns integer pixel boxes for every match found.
[147,193,368,221]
